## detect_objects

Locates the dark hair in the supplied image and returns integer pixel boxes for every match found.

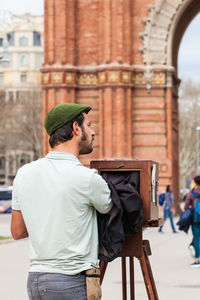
[49,113,84,148]
[194,176,200,186]
[166,185,170,192]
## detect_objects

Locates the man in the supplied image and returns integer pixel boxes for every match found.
[185,175,200,267]
[11,103,113,299]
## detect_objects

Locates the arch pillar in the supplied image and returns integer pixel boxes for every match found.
[42,0,77,153]
[42,0,134,159]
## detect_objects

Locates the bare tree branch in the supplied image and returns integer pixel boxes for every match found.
[179,79,200,189]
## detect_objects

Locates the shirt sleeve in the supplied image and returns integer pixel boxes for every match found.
[171,193,174,205]
[184,193,193,210]
[12,174,21,211]
[89,172,113,214]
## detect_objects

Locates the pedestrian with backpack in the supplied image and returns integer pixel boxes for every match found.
[185,175,200,267]
[158,185,177,233]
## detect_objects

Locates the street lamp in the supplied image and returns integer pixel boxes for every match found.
[196,126,200,174]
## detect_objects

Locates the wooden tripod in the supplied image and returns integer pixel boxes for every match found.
[99,230,159,300]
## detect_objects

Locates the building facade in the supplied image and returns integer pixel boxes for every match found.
[0,12,43,185]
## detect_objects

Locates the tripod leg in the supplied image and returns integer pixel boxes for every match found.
[122,257,127,300]
[129,256,135,300]
[139,251,155,300]
[143,246,159,300]
[99,261,108,284]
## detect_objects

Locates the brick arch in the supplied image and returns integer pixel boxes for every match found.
[139,0,198,66]
[138,0,199,210]
[42,0,199,213]
[170,0,200,70]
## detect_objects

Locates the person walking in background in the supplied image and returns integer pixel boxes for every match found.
[184,178,195,258]
[185,175,200,267]
[158,185,177,233]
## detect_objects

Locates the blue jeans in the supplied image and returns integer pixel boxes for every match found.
[192,224,200,259]
[27,272,87,300]
[159,207,176,232]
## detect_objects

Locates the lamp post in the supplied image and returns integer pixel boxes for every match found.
[196,126,200,174]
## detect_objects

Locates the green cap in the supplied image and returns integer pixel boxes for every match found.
[44,103,91,135]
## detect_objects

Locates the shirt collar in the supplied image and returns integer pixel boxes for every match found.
[46,151,80,162]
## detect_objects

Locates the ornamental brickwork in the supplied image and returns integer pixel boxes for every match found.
[42,0,200,212]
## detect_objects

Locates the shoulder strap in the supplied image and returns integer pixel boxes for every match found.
[191,190,198,199]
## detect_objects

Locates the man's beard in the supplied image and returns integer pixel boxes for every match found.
[79,126,94,155]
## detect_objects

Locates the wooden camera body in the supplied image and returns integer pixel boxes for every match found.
[92,160,161,299]
[90,159,160,227]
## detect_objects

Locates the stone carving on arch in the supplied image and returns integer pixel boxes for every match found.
[139,0,193,68]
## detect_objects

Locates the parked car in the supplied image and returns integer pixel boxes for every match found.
[0,186,12,213]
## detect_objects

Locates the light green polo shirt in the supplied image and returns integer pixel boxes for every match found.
[12,152,112,275]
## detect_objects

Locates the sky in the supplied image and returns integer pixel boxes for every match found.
[0,0,44,15]
[178,13,200,84]
[0,1,199,84]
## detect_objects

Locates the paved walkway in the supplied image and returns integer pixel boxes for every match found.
[1,214,200,300]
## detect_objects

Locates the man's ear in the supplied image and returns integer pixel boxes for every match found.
[72,121,80,136]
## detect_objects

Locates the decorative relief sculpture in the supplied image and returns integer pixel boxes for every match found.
[42,73,49,84]
[139,0,184,65]
[43,69,165,88]
[77,73,98,85]
[144,67,154,92]
[138,0,185,90]
[65,73,75,84]
[133,71,166,88]
[122,72,131,83]
[133,73,146,85]
[108,72,120,83]
[51,72,63,83]
[152,72,165,85]
[98,72,106,84]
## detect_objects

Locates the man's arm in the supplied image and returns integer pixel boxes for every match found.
[11,210,28,240]
[89,172,113,214]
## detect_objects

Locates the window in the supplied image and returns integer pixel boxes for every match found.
[0,157,5,171]
[33,31,41,46]
[17,91,29,100]
[0,74,4,84]
[7,32,14,46]
[16,91,27,100]
[21,55,28,65]
[0,38,3,47]
[21,74,27,83]
[19,37,28,46]
[8,91,14,102]
[20,154,30,166]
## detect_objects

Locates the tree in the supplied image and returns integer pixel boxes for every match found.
[0,88,42,185]
[0,90,12,153]
[179,79,200,190]
[11,89,43,159]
